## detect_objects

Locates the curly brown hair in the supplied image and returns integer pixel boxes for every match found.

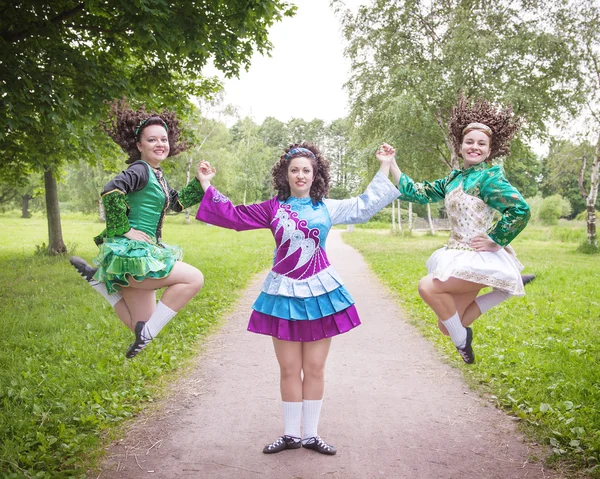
[272,142,330,202]
[102,99,190,164]
[449,93,522,161]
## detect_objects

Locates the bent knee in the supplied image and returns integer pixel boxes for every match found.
[418,277,434,300]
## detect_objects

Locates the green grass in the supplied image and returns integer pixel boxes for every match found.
[343,224,600,477]
[0,213,274,478]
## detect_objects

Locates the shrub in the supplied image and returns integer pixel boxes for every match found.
[538,195,572,225]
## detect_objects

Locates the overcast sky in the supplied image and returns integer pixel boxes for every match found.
[204,0,362,125]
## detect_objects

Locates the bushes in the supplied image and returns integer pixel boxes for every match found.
[527,195,573,225]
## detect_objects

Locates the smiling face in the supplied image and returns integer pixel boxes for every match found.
[287,156,314,198]
[136,124,170,167]
[460,129,491,167]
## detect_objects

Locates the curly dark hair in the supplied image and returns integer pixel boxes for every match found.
[449,93,522,161]
[102,99,190,164]
[272,142,330,202]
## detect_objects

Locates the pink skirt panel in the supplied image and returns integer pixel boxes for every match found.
[247,305,361,342]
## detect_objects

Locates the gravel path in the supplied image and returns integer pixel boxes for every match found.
[99,230,556,479]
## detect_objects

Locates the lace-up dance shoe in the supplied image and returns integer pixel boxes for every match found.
[302,436,337,455]
[263,435,301,454]
[456,327,475,364]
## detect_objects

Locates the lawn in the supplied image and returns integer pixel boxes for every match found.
[342,223,600,477]
[0,212,274,478]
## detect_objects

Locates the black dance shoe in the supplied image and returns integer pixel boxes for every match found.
[302,436,337,455]
[263,435,301,454]
[69,256,99,284]
[521,274,536,286]
[125,321,152,359]
[456,327,475,364]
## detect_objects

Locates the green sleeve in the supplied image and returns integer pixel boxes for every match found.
[102,190,130,237]
[397,172,454,204]
[170,178,205,212]
[480,166,531,246]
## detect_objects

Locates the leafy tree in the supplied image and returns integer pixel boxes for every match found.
[337,0,583,178]
[540,140,596,218]
[0,0,295,253]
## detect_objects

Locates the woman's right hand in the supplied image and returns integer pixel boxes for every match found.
[124,228,151,242]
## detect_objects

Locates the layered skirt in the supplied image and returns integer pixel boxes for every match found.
[248,266,361,342]
[93,237,182,293]
[426,245,525,296]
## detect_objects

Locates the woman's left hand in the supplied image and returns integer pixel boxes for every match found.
[470,235,502,252]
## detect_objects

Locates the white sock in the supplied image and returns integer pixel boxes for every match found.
[141,301,177,341]
[441,312,467,349]
[91,282,123,308]
[475,289,512,314]
[302,399,323,443]
[282,401,302,440]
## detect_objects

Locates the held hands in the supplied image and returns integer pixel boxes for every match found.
[196,160,216,191]
[376,143,401,184]
[124,228,151,243]
[470,235,502,252]
[376,143,396,164]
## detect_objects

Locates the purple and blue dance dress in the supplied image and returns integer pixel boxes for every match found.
[196,172,398,341]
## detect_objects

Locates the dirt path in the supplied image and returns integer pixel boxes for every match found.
[100,230,556,479]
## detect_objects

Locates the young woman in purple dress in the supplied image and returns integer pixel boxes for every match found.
[195,143,399,455]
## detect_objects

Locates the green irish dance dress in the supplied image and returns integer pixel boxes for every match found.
[93,160,204,293]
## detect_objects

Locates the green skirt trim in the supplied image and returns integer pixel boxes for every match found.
[93,237,183,293]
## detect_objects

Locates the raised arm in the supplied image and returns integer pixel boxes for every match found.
[324,145,399,225]
[195,161,274,231]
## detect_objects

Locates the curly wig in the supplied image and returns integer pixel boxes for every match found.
[449,93,522,161]
[102,99,190,164]
[272,142,330,202]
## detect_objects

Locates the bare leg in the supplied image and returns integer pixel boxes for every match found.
[125,261,204,312]
[272,338,303,402]
[119,288,156,331]
[418,275,484,321]
[437,290,480,335]
[301,338,332,400]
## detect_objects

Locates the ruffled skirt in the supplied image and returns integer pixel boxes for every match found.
[93,237,182,293]
[426,246,525,296]
[248,266,361,341]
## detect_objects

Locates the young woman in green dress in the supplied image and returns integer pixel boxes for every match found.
[70,100,205,358]
[387,95,531,364]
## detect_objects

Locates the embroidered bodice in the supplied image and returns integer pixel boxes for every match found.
[397,163,530,246]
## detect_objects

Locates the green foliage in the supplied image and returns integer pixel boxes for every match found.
[344,225,600,474]
[576,209,600,221]
[540,140,598,218]
[338,0,584,179]
[0,214,273,477]
[538,195,572,225]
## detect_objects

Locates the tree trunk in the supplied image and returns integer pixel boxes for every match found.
[578,138,600,250]
[408,202,413,233]
[21,194,32,218]
[587,138,599,248]
[99,197,105,221]
[184,155,193,224]
[44,167,67,255]
[427,203,435,235]
[391,198,396,233]
[397,200,402,232]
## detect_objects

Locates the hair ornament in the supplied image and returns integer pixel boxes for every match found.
[135,116,169,139]
[285,147,316,161]
[462,122,492,137]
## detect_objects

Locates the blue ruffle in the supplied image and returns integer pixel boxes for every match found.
[252,286,354,320]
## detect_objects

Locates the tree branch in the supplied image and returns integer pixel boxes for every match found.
[1,3,85,43]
